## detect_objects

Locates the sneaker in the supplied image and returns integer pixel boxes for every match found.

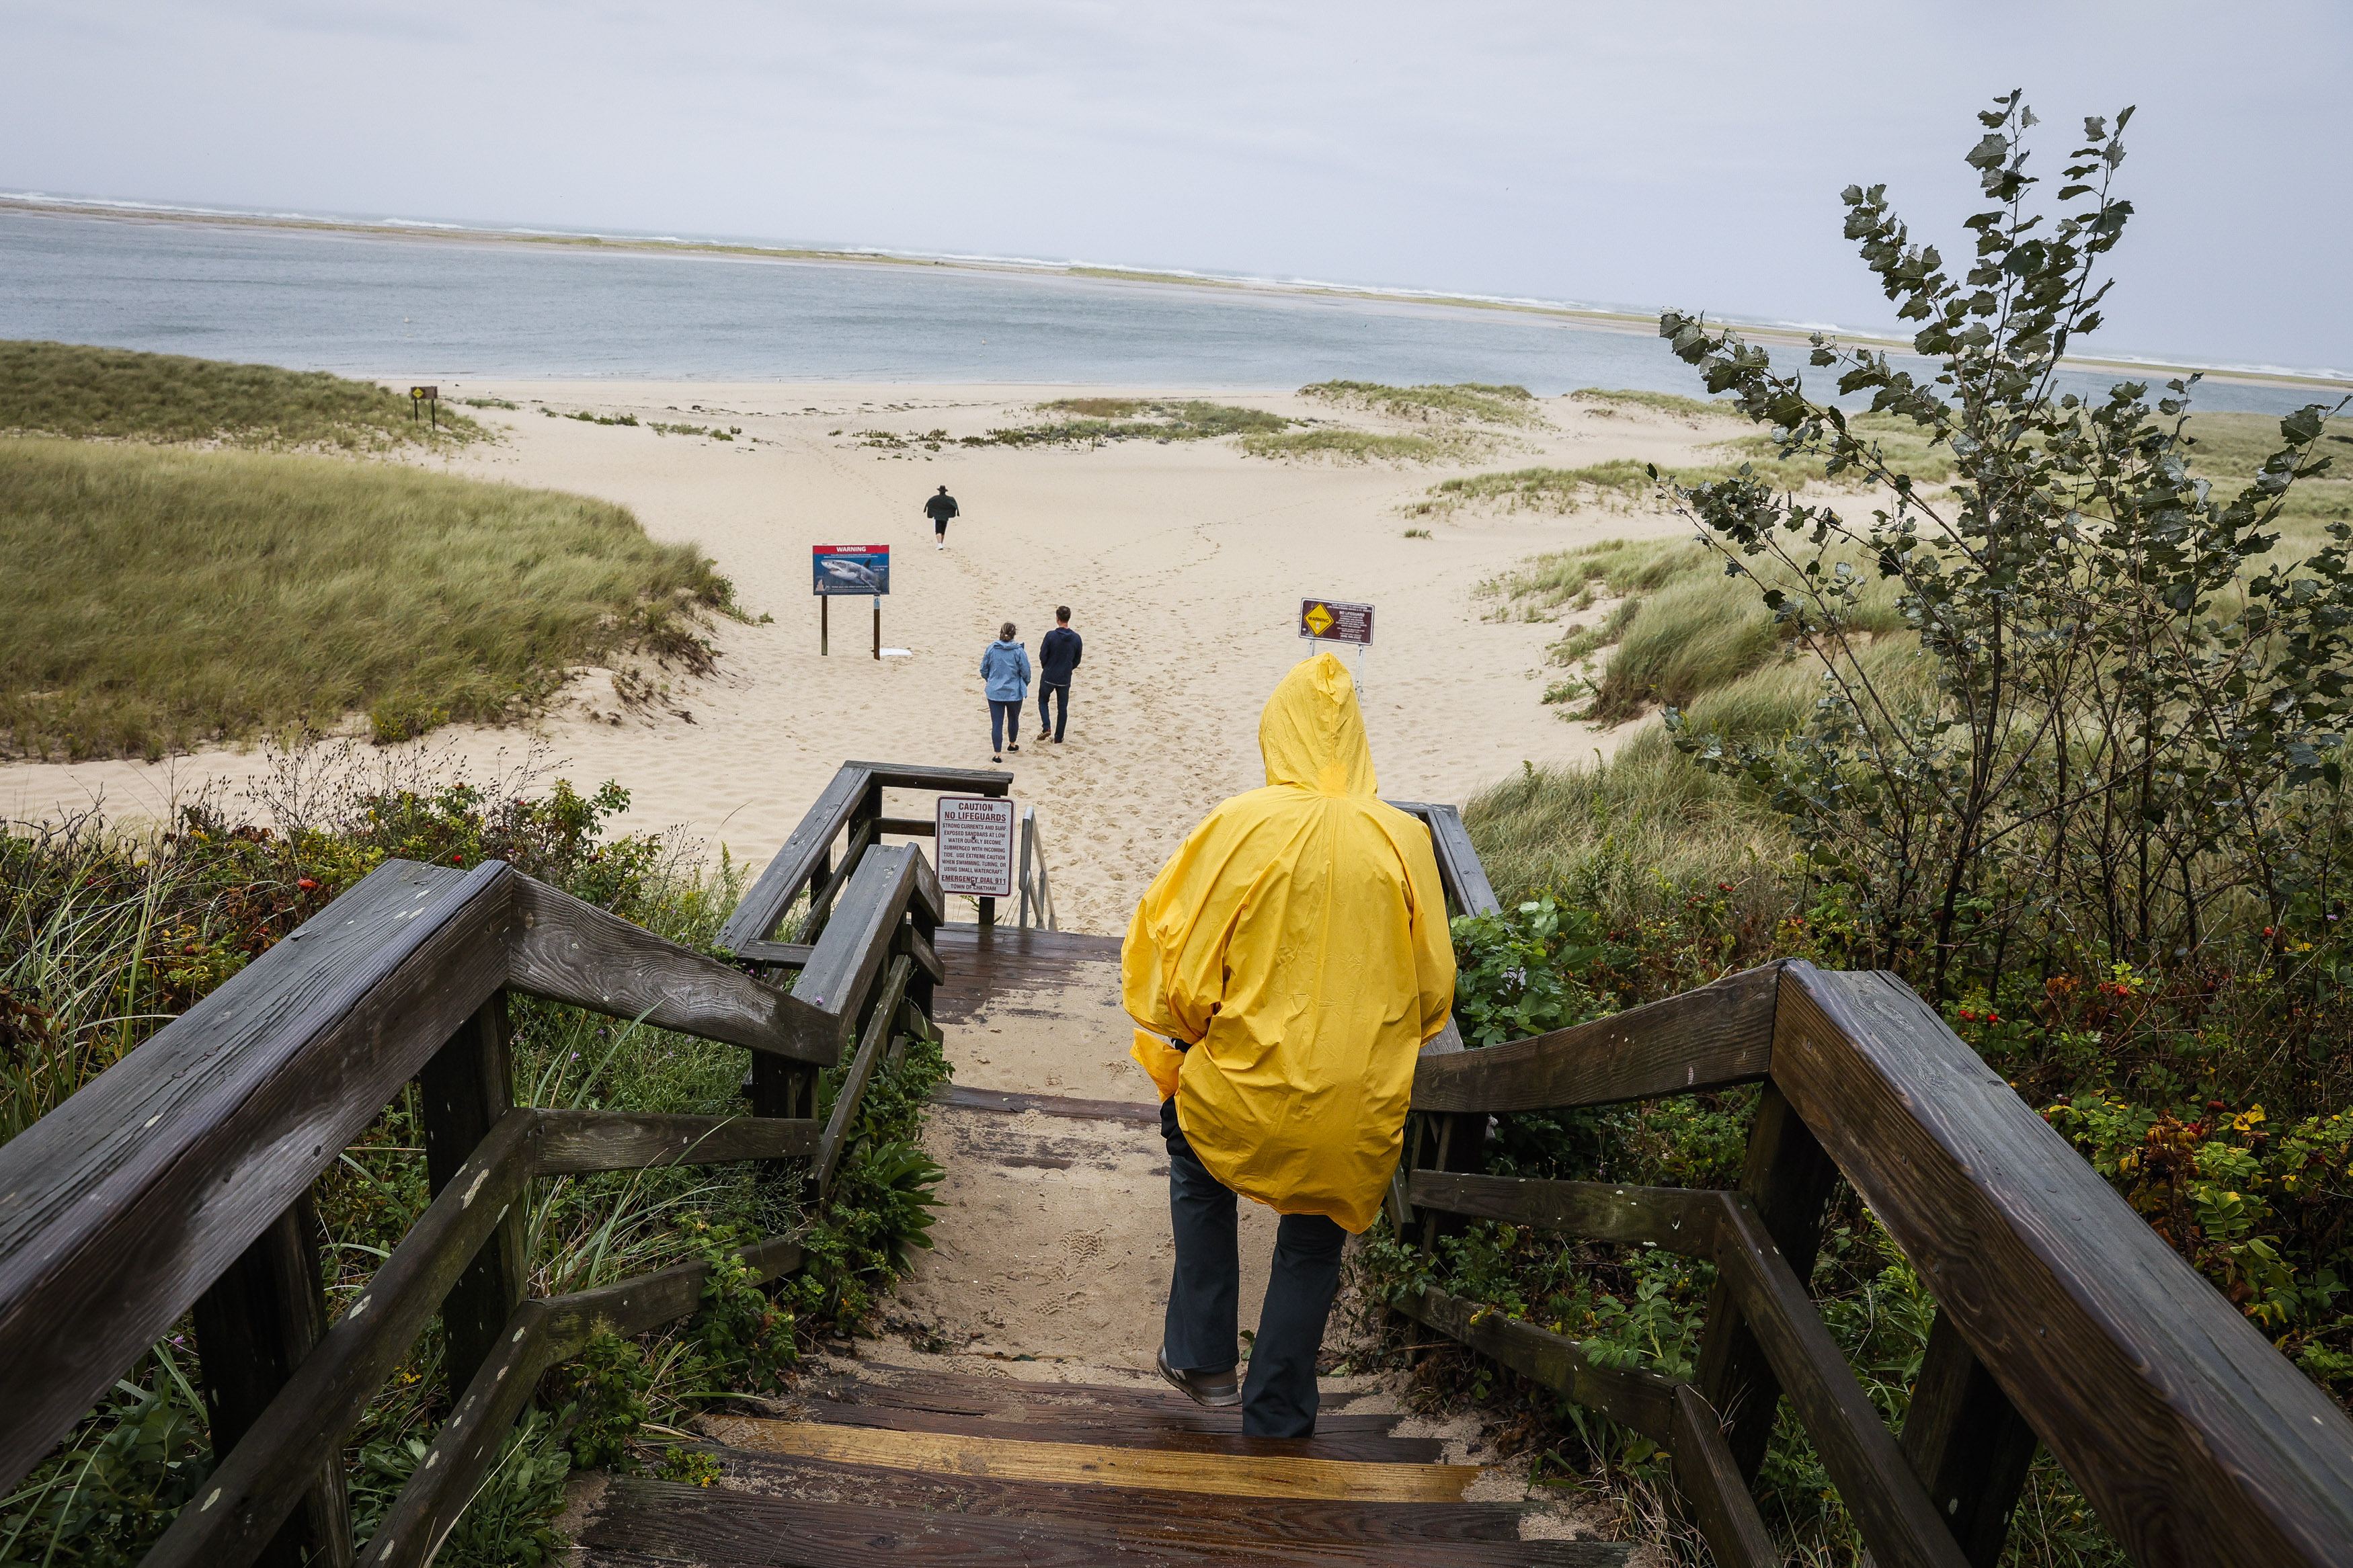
[1007,743,1020,753]
[1158,1348,1240,1409]
[991,753,1001,763]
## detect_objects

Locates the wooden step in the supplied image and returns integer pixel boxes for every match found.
[700,1416,1478,1503]
[577,1475,1632,1567]
[700,1448,1539,1544]
[932,1082,1163,1126]
[755,1400,1439,1463]
[804,1362,1400,1432]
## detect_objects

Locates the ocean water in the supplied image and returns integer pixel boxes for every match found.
[0,208,2332,417]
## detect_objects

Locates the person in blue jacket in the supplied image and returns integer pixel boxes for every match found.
[1037,606,1083,744]
[980,622,1032,761]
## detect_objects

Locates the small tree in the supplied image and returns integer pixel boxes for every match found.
[1656,91,2352,1001]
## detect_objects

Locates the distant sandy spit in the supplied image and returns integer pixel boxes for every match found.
[0,382,1716,936]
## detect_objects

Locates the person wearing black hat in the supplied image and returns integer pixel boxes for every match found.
[924,485,959,550]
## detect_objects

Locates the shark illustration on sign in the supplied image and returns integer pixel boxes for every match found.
[811,545,891,596]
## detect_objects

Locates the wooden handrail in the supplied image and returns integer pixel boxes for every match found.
[1397,951,2353,1567]
[0,765,955,1568]
[715,760,1008,959]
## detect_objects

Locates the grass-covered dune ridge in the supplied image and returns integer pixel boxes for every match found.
[0,340,487,451]
[0,440,733,759]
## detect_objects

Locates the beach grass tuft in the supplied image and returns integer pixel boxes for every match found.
[0,438,734,759]
[1238,428,1470,464]
[1301,380,1538,425]
[1566,386,1744,421]
[0,339,489,451]
[975,400,1287,448]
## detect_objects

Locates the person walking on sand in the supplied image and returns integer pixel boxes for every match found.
[925,485,959,550]
[980,621,1031,762]
[1037,606,1082,745]
[1122,651,1455,1438]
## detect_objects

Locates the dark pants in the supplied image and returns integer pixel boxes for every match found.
[1037,682,1070,741]
[1160,1098,1347,1438]
[989,699,1022,751]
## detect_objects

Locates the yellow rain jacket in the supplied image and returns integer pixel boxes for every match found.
[1122,650,1456,1233]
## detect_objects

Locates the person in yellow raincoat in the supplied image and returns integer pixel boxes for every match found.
[1123,649,1455,1436]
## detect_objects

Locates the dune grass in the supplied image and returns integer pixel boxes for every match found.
[0,340,487,452]
[977,399,1288,447]
[1411,412,1957,519]
[1237,427,1471,464]
[1301,380,1538,425]
[1566,386,1743,421]
[0,439,732,759]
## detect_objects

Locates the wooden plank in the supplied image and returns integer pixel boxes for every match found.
[813,956,914,1194]
[1900,1308,2038,1568]
[541,1233,807,1347]
[190,1194,352,1568]
[1694,1078,1841,1484]
[688,1448,1536,1542]
[1406,1171,1723,1257]
[507,876,826,1065]
[784,844,920,1059]
[900,919,945,985]
[360,1296,557,1568]
[850,760,1014,794]
[701,1416,1482,1503]
[1392,1285,1677,1440]
[715,765,871,953]
[417,993,524,1401]
[930,1084,1162,1126]
[1710,1195,1968,1568]
[870,815,937,837]
[1666,1385,1776,1568]
[787,1399,1444,1463]
[1772,963,2353,1568]
[737,939,815,969]
[807,1365,1393,1428]
[0,858,509,1493]
[799,819,876,941]
[908,841,947,925]
[1411,964,1779,1113]
[144,1108,541,1568]
[534,1111,822,1174]
[1386,800,1501,918]
[579,1477,1628,1567]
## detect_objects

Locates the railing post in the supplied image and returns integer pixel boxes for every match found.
[1901,1309,2039,1567]
[1018,811,1035,929]
[418,991,527,1399]
[1695,1079,1841,1484]
[191,1194,354,1568]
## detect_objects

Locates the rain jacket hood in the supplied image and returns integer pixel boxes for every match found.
[1121,650,1455,1233]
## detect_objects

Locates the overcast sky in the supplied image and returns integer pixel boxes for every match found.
[5,1,2347,371]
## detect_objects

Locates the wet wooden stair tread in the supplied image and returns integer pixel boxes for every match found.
[678,1448,1542,1543]
[575,1474,1631,1566]
[802,1363,1402,1430]
[781,1395,1431,1459]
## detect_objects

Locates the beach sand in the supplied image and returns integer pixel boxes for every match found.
[0,381,1717,936]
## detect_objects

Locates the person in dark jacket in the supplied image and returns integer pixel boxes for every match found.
[924,486,959,550]
[1037,607,1082,743]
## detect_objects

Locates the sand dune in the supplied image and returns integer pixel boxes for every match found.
[0,382,1713,934]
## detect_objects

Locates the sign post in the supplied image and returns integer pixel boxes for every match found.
[934,794,1016,926]
[409,385,438,429]
[811,546,891,658]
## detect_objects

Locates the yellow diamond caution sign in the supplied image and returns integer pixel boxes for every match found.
[1298,597,1373,645]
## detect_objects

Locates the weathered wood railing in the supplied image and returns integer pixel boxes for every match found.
[1015,804,1058,931]
[1388,834,2353,1567]
[0,766,954,1568]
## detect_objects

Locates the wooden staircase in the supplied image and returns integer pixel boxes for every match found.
[565,1365,1630,1567]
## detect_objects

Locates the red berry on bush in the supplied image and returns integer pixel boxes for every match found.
[296,877,318,891]
[2207,1100,2227,1112]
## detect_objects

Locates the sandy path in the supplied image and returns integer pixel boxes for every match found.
[1,383,1712,935]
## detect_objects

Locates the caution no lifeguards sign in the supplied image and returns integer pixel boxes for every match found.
[1299,597,1374,646]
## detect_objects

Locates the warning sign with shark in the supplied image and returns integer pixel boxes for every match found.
[812,545,891,596]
